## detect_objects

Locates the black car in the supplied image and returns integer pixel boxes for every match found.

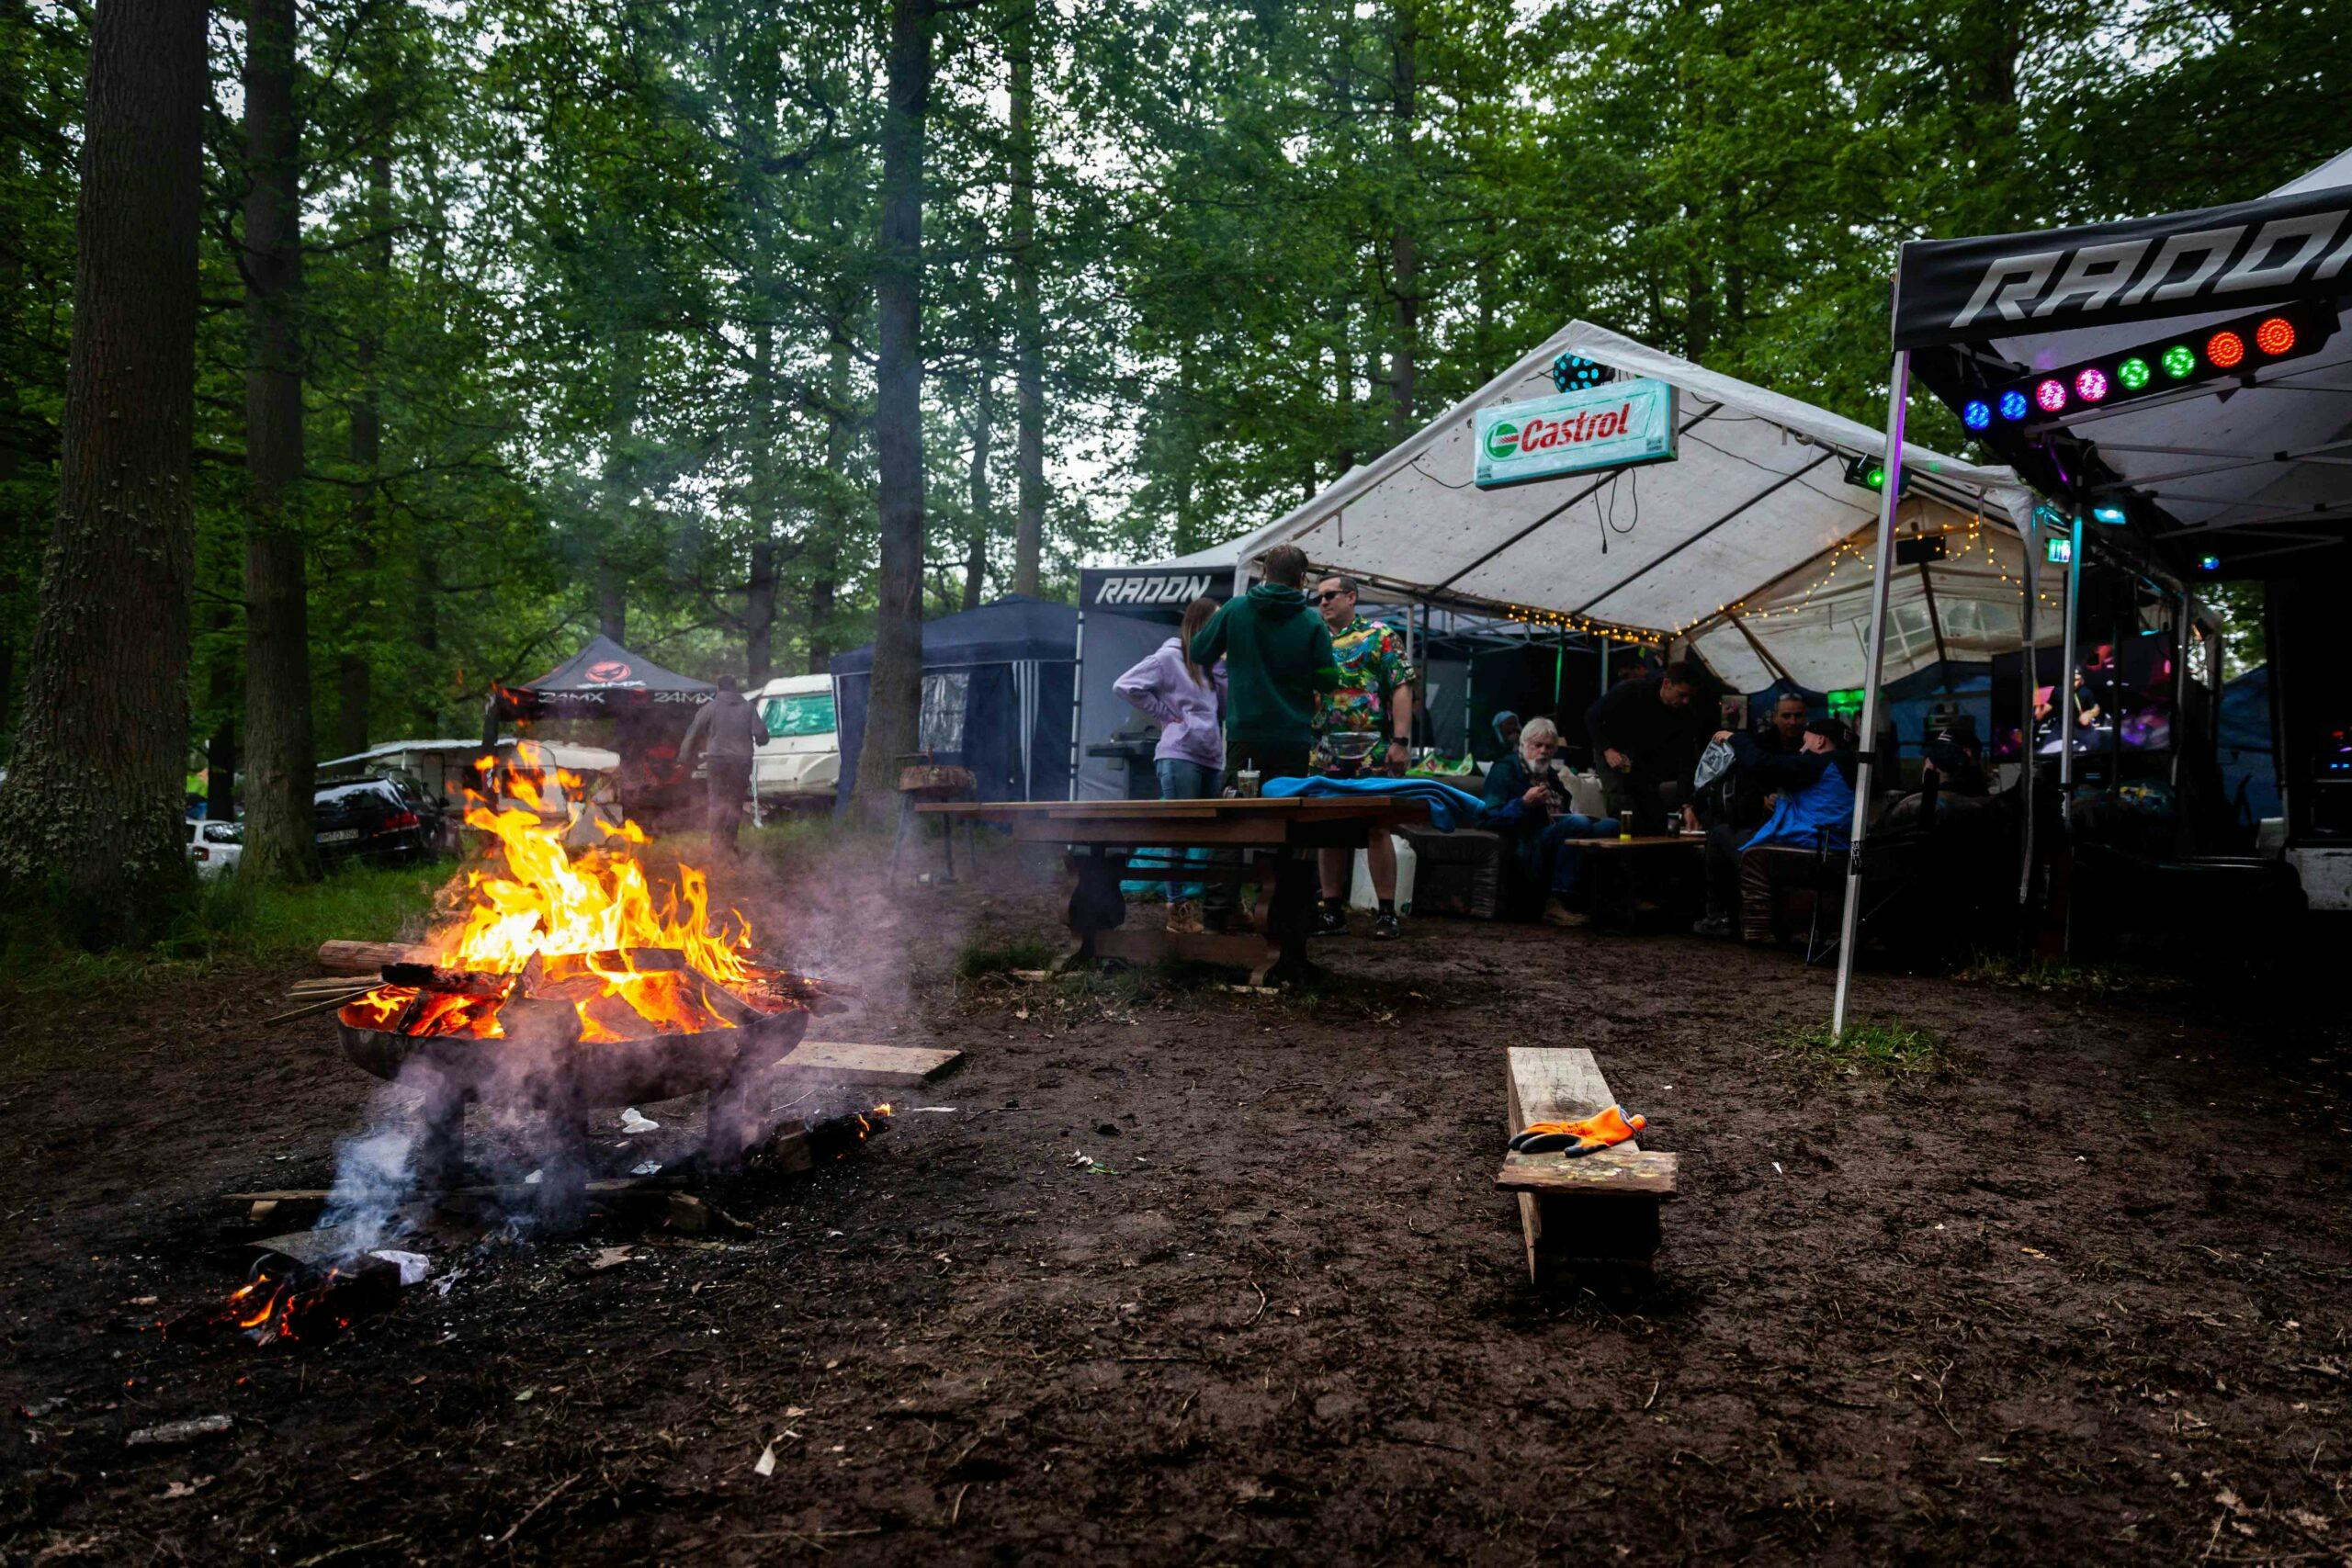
[313,774,437,863]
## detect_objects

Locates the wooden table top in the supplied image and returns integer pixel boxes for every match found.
[917,796,1427,820]
[1581,833,1704,850]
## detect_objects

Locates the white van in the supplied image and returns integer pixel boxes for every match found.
[752,673,842,807]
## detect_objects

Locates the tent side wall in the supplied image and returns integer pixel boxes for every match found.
[1073,612,1181,801]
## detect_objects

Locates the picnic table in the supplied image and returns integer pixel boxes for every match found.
[1580,832,1705,927]
[918,796,1431,987]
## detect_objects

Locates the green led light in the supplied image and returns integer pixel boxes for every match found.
[2117,356,2151,390]
[1866,466,1886,490]
[2162,344,2196,379]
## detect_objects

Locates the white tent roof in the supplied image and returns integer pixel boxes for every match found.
[1223,321,2045,688]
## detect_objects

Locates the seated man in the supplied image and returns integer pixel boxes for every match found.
[1478,716,1619,926]
[1694,693,1806,937]
[1709,718,1858,944]
[1586,661,1704,833]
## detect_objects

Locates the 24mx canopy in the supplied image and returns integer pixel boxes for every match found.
[1219,321,2045,691]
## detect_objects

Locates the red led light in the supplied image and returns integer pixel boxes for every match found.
[2034,378,2068,413]
[2207,330,2245,369]
[2255,317,2296,355]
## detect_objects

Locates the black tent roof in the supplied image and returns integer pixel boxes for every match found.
[492,634,716,720]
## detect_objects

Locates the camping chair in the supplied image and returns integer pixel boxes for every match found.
[889,751,978,883]
[1803,822,1926,967]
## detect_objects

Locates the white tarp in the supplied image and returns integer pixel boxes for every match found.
[1222,321,2045,690]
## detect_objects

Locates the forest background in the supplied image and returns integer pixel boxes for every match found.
[0,0,2346,920]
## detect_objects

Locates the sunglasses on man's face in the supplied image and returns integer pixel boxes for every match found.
[1313,589,1352,604]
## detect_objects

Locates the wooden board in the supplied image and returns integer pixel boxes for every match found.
[1501,1046,1667,1281]
[1495,1147,1679,1196]
[776,1040,962,1087]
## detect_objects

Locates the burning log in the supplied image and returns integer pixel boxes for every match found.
[316,940,430,974]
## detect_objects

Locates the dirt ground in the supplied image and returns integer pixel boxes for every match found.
[4,836,2350,1565]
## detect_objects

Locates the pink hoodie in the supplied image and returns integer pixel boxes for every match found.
[1113,638,1227,770]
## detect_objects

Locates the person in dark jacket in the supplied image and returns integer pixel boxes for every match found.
[1187,544,1340,934]
[679,675,768,855]
[1585,661,1704,832]
[1707,717,1859,944]
[1478,717,1619,925]
[1693,693,1807,936]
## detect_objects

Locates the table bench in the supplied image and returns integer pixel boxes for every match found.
[1496,1045,1677,1281]
[919,796,1430,987]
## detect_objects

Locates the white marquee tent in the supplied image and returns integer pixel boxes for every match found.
[1213,321,2053,693]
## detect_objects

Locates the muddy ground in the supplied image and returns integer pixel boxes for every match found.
[3,835,2349,1565]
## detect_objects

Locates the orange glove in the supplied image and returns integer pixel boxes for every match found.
[1510,1106,1645,1156]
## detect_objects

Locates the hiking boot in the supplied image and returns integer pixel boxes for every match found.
[1543,902,1591,929]
[1314,902,1350,936]
[1371,910,1403,941]
[1690,914,1735,939]
[1166,899,1204,935]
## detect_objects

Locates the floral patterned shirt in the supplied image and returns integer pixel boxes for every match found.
[1314,615,1415,738]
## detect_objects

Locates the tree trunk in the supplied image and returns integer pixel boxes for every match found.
[806,333,854,674]
[597,565,627,643]
[1170,337,1203,555]
[1387,2,1418,443]
[0,0,208,939]
[596,326,644,645]
[853,0,933,817]
[338,150,390,761]
[1009,0,1046,599]
[963,371,992,610]
[746,538,776,686]
[240,0,317,884]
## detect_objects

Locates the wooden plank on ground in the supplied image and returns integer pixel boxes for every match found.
[1086,926,1272,972]
[1502,1046,1667,1281]
[777,1040,962,1087]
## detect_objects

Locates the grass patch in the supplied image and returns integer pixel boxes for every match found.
[955,934,1062,979]
[0,859,445,995]
[1954,951,2145,993]
[1776,1018,1965,1081]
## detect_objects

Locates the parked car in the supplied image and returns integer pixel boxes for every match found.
[751,674,842,807]
[187,817,243,877]
[313,774,436,863]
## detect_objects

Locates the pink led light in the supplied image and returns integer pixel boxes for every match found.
[2034,378,2068,413]
[2075,367,2109,402]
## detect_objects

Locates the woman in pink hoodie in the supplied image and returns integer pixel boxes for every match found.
[1114,596,1227,932]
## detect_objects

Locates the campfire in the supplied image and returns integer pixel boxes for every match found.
[328,753,833,1183]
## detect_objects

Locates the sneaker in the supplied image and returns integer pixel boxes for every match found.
[1166,899,1204,935]
[1690,914,1734,939]
[1542,903,1591,929]
[1371,911,1402,941]
[1314,903,1350,937]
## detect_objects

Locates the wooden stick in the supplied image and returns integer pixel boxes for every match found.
[317,939,430,974]
[262,992,372,1028]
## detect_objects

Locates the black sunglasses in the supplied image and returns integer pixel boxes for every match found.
[1313,589,1352,604]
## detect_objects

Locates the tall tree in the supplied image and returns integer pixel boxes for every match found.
[852,0,934,816]
[0,0,208,939]
[239,0,317,881]
[1008,0,1045,597]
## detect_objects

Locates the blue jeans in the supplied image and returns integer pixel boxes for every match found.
[1543,813,1618,905]
[1151,757,1218,902]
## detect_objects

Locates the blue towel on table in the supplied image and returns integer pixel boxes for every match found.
[1260,773,1485,831]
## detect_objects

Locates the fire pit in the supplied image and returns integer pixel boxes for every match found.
[324,755,834,1190]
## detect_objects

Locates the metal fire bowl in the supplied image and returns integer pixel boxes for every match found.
[336,1004,810,1108]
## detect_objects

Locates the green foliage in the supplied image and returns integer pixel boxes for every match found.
[1776,1018,1966,1080]
[955,933,1061,979]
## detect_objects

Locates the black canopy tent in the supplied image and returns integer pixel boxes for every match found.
[1834,149,2352,1025]
[488,634,718,725]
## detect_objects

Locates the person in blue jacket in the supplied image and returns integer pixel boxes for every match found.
[1707,717,1859,943]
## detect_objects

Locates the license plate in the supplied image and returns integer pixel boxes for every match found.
[317,828,360,843]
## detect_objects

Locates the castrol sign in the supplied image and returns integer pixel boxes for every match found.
[1472,378,1677,490]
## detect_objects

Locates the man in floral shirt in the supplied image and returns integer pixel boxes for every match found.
[1309,574,1416,940]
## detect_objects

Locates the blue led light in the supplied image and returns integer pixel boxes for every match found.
[2091,504,2126,525]
[1962,400,1992,431]
[1998,389,2030,422]
[2199,554,2221,572]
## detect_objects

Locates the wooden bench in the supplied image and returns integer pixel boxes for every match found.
[1496,1046,1677,1281]
[1578,834,1704,928]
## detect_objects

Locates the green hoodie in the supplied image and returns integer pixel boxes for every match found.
[1190,583,1340,761]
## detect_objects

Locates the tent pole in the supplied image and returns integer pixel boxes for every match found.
[2170,592,2193,787]
[1068,612,1086,801]
[1830,351,1910,1040]
[2058,514,2084,791]
[2017,513,2040,912]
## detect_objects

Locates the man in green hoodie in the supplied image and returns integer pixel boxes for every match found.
[1187,544,1340,935]
[1189,544,1340,785]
